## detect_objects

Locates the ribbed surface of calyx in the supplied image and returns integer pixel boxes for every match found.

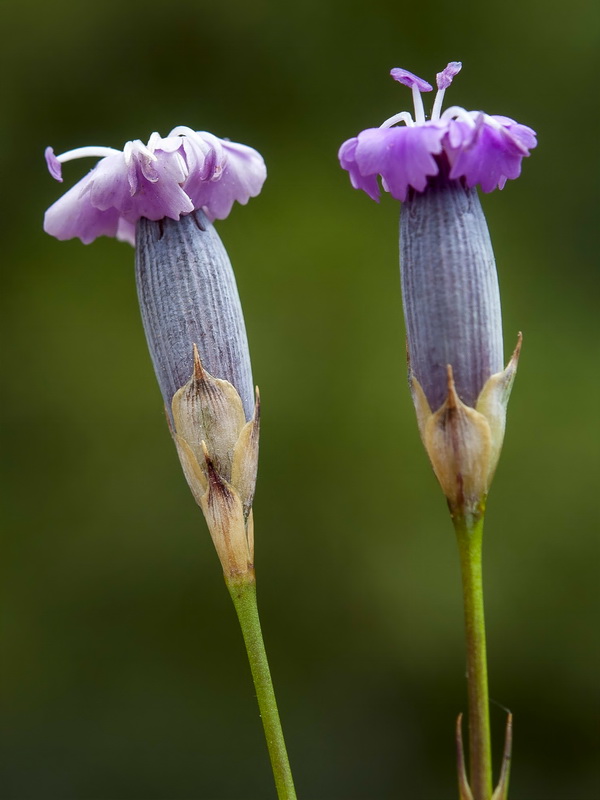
[135,211,254,422]
[400,173,503,411]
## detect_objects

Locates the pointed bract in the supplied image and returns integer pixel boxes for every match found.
[171,346,246,482]
[491,714,513,800]
[173,432,208,506]
[456,714,475,800]
[420,366,493,515]
[475,334,522,488]
[170,354,260,577]
[411,338,522,515]
[231,388,261,519]
[200,449,252,578]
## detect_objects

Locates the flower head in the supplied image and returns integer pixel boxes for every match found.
[44,128,267,245]
[339,62,536,201]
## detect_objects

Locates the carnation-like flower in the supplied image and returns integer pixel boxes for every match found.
[339,63,536,516]
[339,62,536,201]
[44,127,266,245]
[43,126,266,579]
[42,129,298,792]
[339,64,534,800]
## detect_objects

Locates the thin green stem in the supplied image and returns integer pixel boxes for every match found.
[454,511,492,800]
[227,574,297,800]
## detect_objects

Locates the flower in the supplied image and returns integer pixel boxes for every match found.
[339,63,534,517]
[339,64,528,796]
[339,62,536,201]
[43,126,265,577]
[44,127,267,245]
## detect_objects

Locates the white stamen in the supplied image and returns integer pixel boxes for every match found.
[380,111,414,129]
[430,88,446,121]
[169,125,196,138]
[440,106,477,126]
[411,84,426,125]
[478,113,504,131]
[146,131,162,152]
[55,146,121,163]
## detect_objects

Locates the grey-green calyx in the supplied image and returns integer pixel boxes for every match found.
[400,171,503,412]
[135,210,254,423]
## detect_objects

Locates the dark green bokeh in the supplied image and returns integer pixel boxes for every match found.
[1,1,599,798]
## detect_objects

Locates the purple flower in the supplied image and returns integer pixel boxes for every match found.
[44,128,267,245]
[42,127,264,580]
[339,62,536,201]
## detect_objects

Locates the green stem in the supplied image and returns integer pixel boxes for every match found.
[227,573,297,800]
[454,511,492,800]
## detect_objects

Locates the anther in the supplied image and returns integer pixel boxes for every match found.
[431,62,462,121]
[390,67,433,125]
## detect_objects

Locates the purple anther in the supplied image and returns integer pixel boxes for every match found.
[436,62,462,90]
[390,68,433,92]
[45,147,63,182]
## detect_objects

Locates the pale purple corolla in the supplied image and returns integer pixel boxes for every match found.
[339,62,537,201]
[44,127,267,245]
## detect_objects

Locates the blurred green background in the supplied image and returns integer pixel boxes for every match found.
[1,0,599,798]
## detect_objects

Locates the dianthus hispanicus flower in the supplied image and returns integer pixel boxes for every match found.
[44,126,266,578]
[339,63,536,517]
[44,126,266,246]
